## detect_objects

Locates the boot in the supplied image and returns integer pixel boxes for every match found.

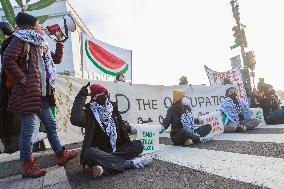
[22,157,46,178]
[57,147,78,166]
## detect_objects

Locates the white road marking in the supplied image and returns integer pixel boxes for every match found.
[155,144,284,189]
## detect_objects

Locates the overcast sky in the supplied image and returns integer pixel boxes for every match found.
[23,0,284,89]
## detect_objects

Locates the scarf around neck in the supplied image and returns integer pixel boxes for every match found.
[181,110,199,137]
[219,97,252,125]
[13,29,57,88]
[90,100,117,152]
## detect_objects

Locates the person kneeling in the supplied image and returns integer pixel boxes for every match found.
[219,87,260,133]
[160,90,213,146]
[70,83,151,177]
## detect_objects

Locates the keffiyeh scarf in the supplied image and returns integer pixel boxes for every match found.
[13,29,57,88]
[90,101,117,152]
[219,97,252,125]
[181,110,199,137]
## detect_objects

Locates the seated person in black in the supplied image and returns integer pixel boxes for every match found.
[70,83,151,177]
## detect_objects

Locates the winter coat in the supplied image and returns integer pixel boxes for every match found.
[3,36,63,113]
[162,102,197,139]
[70,93,131,164]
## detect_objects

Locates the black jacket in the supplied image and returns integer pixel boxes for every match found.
[70,93,130,164]
[258,95,280,120]
[162,103,195,138]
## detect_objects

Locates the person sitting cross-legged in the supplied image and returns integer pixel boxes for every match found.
[160,90,213,146]
[219,87,260,133]
[70,83,151,178]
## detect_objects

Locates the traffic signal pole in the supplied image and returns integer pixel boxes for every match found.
[230,0,256,90]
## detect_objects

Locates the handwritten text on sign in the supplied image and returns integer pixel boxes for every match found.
[135,124,160,154]
[201,111,224,135]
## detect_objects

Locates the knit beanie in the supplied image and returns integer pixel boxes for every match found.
[15,12,38,28]
[90,84,108,99]
[173,90,186,103]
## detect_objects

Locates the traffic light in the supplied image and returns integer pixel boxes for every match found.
[243,51,256,70]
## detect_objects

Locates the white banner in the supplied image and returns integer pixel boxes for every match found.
[82,34,132,80]
[204,65,247,102]
[53,76,233,145]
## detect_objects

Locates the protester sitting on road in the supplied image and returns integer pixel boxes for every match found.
[160,90,213,146]
[258,84,284,124]
[219,87,259,133]
[3,12,78,178]
[70,83,151,178]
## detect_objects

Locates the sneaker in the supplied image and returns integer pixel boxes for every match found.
[57,147,79,166]
[92,165,104,178]
[22,157,47,178]
[200,135,213,143]
[184,139,194,146]
[128,155,152,169]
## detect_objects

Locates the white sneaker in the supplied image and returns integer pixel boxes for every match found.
[200,135,213,143]
[129,155,152,169]
[184,139,194,146]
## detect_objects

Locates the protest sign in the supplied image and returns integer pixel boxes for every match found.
[50,76,233,145]
[204,65,248,103]
[135,124,160,154]
[250,108,266,125]
[200,111,224,135]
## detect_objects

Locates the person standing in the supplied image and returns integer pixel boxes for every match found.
[3,12,78,178]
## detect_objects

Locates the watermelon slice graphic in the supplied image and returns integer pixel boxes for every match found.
[85,40,128,76]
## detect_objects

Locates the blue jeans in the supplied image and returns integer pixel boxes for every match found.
[267,109,284,125]
[19,97,62,161]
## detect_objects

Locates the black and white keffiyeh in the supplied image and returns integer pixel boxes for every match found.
[13,29,57,88]
[181,110,199,137]
[90,100,117,152]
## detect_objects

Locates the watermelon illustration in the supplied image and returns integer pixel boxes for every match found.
[85,40,128,76]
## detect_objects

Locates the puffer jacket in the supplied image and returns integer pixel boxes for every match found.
[3,36,63,113]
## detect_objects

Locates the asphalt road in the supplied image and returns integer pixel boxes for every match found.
[65,157,263,189]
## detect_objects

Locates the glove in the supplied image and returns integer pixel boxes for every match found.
[159,125,166,134]
[55,31,65,42]
[79,82,90,97]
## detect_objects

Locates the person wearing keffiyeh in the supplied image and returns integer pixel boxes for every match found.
[70,83,152,178]
[160,90,213,146]
[219,87,260,133]
[3,12,78,178]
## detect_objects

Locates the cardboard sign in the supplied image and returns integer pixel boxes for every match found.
[135,124,160,154]
[200,111,224,135]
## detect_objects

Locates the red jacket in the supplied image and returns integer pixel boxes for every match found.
[3,36,63,113]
